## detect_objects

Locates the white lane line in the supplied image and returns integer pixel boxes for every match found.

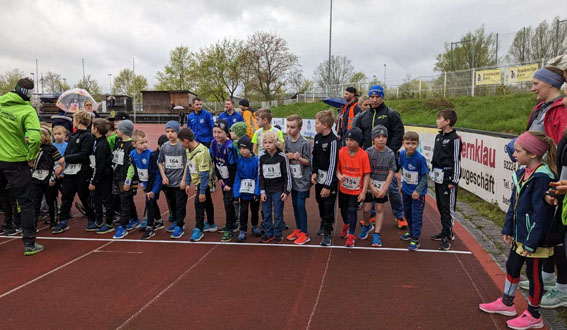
[0,241,113,299]
[93,250,142,255]
[306,248,332,330]
[0,224,53,247]
[0,235,472,255]
[116,245,217,329]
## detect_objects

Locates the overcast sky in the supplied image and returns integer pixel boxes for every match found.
[2,0,565,93]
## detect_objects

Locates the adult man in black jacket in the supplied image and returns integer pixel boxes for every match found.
[354,85,406,227]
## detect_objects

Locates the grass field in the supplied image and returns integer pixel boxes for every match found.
[271,93,537,135]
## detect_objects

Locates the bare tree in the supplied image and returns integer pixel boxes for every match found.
[313,55,355,96]
[43,72,70,93]
[506,17,567,63]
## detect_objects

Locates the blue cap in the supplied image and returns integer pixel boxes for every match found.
[369,85,384,98]
[165,120,180,133]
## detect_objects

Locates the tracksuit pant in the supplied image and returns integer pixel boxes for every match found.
[92,176,113,226]
[239,198,260,232]
[315,182,337,235]
[195,187,214,231]
[435,182,458,238]
[402,192,425,240]
[60,171,95,222]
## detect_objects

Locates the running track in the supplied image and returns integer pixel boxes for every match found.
[0,124,534,329]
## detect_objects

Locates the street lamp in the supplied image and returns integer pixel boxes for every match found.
[108,73,112,94]
[383,64,387,87]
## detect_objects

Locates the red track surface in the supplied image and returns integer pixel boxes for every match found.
[0,124,538,329]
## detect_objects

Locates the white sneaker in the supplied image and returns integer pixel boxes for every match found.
[541,288,567,309]
[519,279,555,291]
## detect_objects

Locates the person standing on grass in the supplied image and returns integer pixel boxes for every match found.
[233,136,262,242]
[361,125,395,248]
[186,98,214,148]
[430,109,462,251]
[398,131,428,252]
[210,119,239,242]
[479,131,556,330]
[178,128,216,242]
[0,78,43,255]
[157,121,188,237]
[258,131,291,244]
[354,85,407,230]
[336,127,370,248]
[284,115,312,245]
[218,99,244,129]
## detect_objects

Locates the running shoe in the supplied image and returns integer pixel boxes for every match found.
[252,226,262,237]
[397,217,408,229]
[113,226,128,239]
[439,238,451,251]
[85,220,98,232]
[96,224,114,234]
[203,223,217,232]
[345,234,356,247]
[506,310,543,330]
[320,233,331,246]
[478,297,516,316]
[52,221,70,234]
[24,243,44,256]
[520,279,555,291]
[286,229,301,241]
[167,223,177,233]
[408,239,420,251]
[358,224,374,240]
[126,219,140,231]
[139,219,148,231]
[294,232,311,245]
[154,221,165,231]
[260,235,274,243]
[141,228,155,240]
[221,231,234,242]
[400,232,411,241]
[190,228,204,242]
[541,288,567,309]
[372,233,383,247]
[170,226,185,239]
[340,224,349,238]
[237,231,247,242]
[273,236,283,244]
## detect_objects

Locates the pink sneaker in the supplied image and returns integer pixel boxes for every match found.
[478,297,517,316]
[506,310,544,330]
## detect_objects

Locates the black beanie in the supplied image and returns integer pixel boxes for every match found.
[346,127,363,146]
[214,119,230,134]
[158,134,169,147]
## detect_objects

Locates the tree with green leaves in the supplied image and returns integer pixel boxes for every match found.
[75,74,102,96]
[155,45,194,91]
[0,69,25,95]
[242,31,300,101]
[192,38,245,102]
[112,69,148,101]
[43,72,70,93]
[434,26,497,72]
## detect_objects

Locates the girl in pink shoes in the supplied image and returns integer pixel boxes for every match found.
[479,131,557,330]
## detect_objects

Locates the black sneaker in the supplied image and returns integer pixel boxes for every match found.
[141,228,155,240]
[283,223,289,230]
[273,236,283,244]
[24,243,44,256]
[154,221,165,231]
[316,228,325,236]
[431,233,443,241]
[260,235,274,243]
[15,226,22,234]
[320,233,331,246]
[439,238,451,251]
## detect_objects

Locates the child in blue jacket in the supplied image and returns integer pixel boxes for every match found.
[126,130,163,240]
[479,131,557,330]
[233,135,261,242]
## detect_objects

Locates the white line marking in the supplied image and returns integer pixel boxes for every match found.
[306,248,332,330]
[0,235,472,255]
[0,241,113,299]
[93,250,142,255]
[0,224,52,247]
[0,238,16,246]
[116,245,217,329]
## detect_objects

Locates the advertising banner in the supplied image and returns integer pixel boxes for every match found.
[475,69,502,86]
[507,64,539,83]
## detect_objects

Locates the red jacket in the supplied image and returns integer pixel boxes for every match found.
[527,98,567,144]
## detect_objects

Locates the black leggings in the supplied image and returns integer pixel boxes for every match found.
[506,248,544,307]
[542,246,567,284]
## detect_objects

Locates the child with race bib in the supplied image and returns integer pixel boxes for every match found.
[399,131,428,251]
[53,111,96,234]
[233,135,261,242]
[285,115,312,245]
[336,127,370,248]
[361,125,396,247]
[157,121,188,237]
[89,119,115,234]
[479,131,556,330]
[45,125,68,227]
[258,131,291,243]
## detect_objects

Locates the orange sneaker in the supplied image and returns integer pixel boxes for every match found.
[340,224,349,238]
[359,217,376,226]
[286,229,301,241]
[397,218,408,229]
[294,232,311,245]
[345,234,356,247]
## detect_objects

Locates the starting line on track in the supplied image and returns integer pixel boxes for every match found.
[0,235,472,255]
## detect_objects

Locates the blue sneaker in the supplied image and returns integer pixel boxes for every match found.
[85,220,98,232]
[126,219,140,231]
[203,222,217,232]
[113,226,128,239]
[408,239,420,251]
[252,226,262,237]
[167,223,177,233]
[139,219,148,231]
[190,228,204,241]
[358,225,372,240]
[170,226,185,239]
[237,231,247,242]
[96,224,114,234]
[372,233,382,247]
[52,220,70,234]
[400,232,411,241]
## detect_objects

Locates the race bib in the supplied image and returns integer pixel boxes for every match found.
[165,156,183,169]
[263,164,281,179]
[341,175,360,191]
[240,179,256,194]
[89,155,96,169]
[403,169,419,185]
[290,164,302,179]
[371,179,386,191]
[137,168,149,182]
[430,168,444,184]
[32,169,49,180]
[64,163,82,175]
[188,160,197,174]
[316,169,328,185]
[216,164,229,179]
[113,150,124,165]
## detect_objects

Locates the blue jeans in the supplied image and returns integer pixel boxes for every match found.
[292,190,309,233]
[388,176,404,219]
[262,191,284,238]
[402,193,425,240]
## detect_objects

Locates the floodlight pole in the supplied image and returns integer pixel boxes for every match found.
[327,0,332,97]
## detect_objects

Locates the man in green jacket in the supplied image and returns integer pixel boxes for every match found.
[0,78,43,255]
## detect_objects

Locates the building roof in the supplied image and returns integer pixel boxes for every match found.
[141,90,197,95]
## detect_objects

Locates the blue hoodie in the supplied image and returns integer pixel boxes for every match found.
[233,154,260,200]
[218,111,244,128]
[187,109,214,144]
[128,149,162,197]
[502,164,556,253]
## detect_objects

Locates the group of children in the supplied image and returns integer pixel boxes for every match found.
[18,103,467,253]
